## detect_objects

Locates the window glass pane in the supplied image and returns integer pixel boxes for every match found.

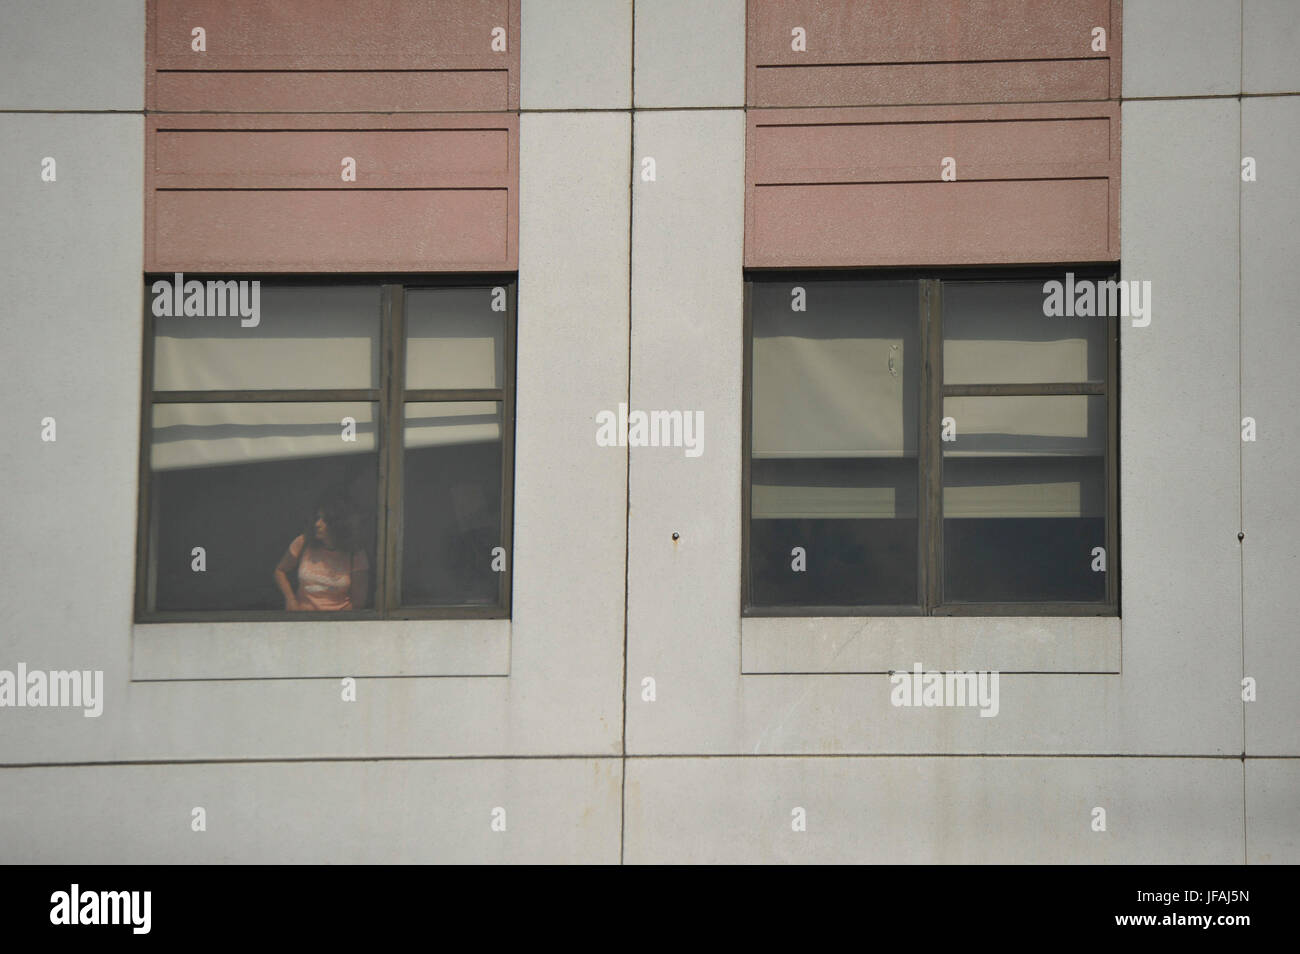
[753,281,919,458]
[405,287,505,390]
[151,283,380,390]
[401,401,503,607]
[149,402,377,612]
[749,281,919,607]
[943,279,1105,384]
[751,459,918,606]
[942,395,1106,602]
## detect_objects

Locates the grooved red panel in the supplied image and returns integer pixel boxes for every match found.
[754,59,1111,108]
[745,103,1120,267]
[155,70,511,112]
[744,3,1122,267]
[147,0,520,111]
[751,179,1110,267]
[145,2,519,272]
[747,0,1122,107]
[155,129,510,187]
[146,114,519,272]
[154,189,508,272]
[753,114,1112,182]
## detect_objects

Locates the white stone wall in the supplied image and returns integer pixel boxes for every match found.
[0,0,1295,863]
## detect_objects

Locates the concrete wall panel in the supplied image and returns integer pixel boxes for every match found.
[521,0,631,109]
[1122,0,1240,98]
[634,0,745,108]
[0,758,621,863]
[0,0,144,111]
[1244,0,1300,94]
[1246,759,1300,863]
[1117,97,1243,755]
[1242,96,1300,756]
[625,756,1242,863]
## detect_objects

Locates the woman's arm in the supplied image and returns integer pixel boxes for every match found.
[274,537,304,610]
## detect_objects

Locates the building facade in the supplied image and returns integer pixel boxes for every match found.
[1,0,1297,863]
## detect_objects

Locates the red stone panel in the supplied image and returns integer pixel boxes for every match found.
[154,188,509,272]
[745,103,1120,267]
[747,0,1122,107]
[146,114,518,272]
[147,0,520,112]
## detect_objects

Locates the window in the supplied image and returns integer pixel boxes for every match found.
[743,270,1118,617]
[135,276,516,621]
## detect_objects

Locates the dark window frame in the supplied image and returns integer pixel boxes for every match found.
[742,265,1120,618]
[134,273,517,623]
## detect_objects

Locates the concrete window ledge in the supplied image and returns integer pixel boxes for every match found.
[132,619,510,681]
[741,616,1120,675]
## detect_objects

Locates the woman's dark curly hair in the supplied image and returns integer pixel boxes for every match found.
[303,494,360,553]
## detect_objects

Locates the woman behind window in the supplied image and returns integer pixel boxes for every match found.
[274,496,370,611]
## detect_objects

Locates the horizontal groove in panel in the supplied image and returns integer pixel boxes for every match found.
[154,129,510,188]
[752,170,1112,185]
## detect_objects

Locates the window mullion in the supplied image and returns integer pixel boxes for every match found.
[135,297,157,618]
[1106,302,1119,608]
[372,285,392,615]
[150,389,380,403]
[941,382,1105,397]
[741,281,753,612]
[499,280,517,611]
[923,278,944,614]
[381,284,407,614]
[915,279,929,613]
[402,388,503,402]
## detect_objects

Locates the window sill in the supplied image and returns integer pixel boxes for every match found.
[131,618,510,681]
[740,615,1120,674]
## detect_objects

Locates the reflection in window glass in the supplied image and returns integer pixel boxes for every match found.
[401,402,503,606]
[152,285,380,391]
[942,395,1106,602]
[749,281,920,607]
[139,277,518,620]
[149,402,378,612]
[943,280,1105,385]
[405,287,505,390]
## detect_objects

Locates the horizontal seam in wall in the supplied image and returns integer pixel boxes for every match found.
[523,105,743,112]
[129,675,510,683]
[3,754,1295,770]
[625,753,1289,760]
[747,92,1299,109]
[740,672,1121,676]
[6,91,1300,117]
[0,107,741,116]
[1123,91,1300,101]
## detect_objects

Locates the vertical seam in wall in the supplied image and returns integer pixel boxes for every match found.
[620,0,635,868]
[1238,0,1249,866]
